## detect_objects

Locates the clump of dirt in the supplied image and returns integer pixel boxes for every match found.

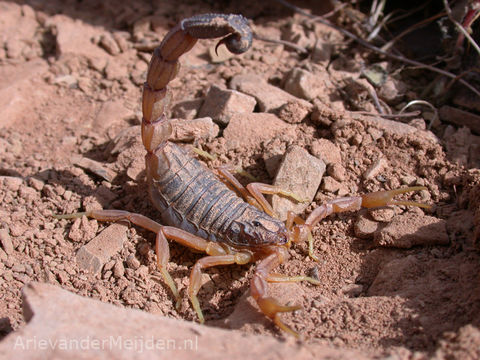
[1,0,480,359]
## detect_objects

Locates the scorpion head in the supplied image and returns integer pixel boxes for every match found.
[226,210,288,248]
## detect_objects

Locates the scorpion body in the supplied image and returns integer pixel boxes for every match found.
[61,13,430,337]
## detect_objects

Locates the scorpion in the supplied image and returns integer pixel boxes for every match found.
[59,13,430,337]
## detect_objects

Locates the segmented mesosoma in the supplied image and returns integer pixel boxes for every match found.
[60,13,430,337]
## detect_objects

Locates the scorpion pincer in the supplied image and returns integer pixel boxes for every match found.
[58,13,430,337]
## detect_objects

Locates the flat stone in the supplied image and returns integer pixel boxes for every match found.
[0,282,370,359]
[53,74,78,88]
[172,98,204,120]
[72,156,117,183]
[283,67,328,101]
[373,212,449,248]
[223,113,295,150]
[169,117,219,142]
[348,113,439,143]
[272,146,326,220]
[94,100,134,130]
[0,59,48,127]
[310,139,342,165]
[199,85,256,125]
[49,15,108,59]
[76,223,128,274]
[230,73,312,113]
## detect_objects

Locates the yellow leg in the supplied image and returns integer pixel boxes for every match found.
[188,252,252,323]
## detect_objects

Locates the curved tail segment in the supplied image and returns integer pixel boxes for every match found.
[141,14,252,153]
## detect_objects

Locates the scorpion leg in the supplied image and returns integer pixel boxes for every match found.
[291,186,431,260]
[62,209,232,311]
[250,246,302,337]
[246,183,307,218]
[215,166,261,209]
[188,251,252,323]
[215,168,307,217]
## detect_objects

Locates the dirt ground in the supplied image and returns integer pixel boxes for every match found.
[1,0,480,358]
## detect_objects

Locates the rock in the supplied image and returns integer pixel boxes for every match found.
[108,126,140,155]
[368,255,421,296]
[113,260,125,278]
[76,223,128,274]
[262,144,287,178]
[377,78,406,104]
[283,23,315,49]
[1,176,23,192]
[348,113,439,143]
[354,213,379,239]
[49,15,107,60]
[94,100,134,130]
[310,139,342,165]
[169,117,219,142]
[126,254,140,270]
[341,283,363,297]
[72,156,117,183]
[105,59,127,80]
[230,74,312,113]
[373,212,449,248]
[172,98,203,120]
[439,106,480,135]
[0,282,369,359]
[0,229,14,255]
[453,88,480,113]
[53,74,78,88]
[99,33,121,56]
[223,113,295,151]
[198,85,256,125]
[283,67,328,101]
[369,207,395,222]
[276,100,311,124]
[363,158,387,180]
[327,163,346,182]
[321,176,342,193]
[272,146,326,220]
[310,100,339,127]
[444,126,480,168]
[222,282,306,333]
[311,39,333,63]
[0,59,48,127]
[67,216,99,243]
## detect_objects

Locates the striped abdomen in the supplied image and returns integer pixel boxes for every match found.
[146,142,252,243]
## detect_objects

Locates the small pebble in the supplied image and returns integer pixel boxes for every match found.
[0,229,14,255]
[113,261,125,278]
[126,254,140,270]
[1,176,23,192]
